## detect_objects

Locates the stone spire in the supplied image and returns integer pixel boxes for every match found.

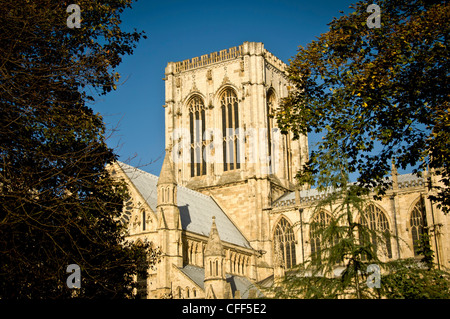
[157,149,178,209]
[204,216,227,299]
[157,150,177,186]
[156,149,181,297]
[205,216,225,257]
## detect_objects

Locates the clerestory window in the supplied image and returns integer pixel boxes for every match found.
[188,95,206,177]
[410,197,429,257]
[220,88,240,171]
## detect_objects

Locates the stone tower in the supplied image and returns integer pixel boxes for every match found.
[156,150,182,297]
[163,41,308,279]
[204,216,227,299]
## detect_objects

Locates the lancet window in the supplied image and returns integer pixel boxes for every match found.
[188,95,206,177]
[220,89,240,171]
[274,217,296,269]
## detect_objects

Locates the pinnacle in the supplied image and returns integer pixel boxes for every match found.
[204,216,225,257]
[157,150,177,186]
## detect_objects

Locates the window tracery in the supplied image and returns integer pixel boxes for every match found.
[220,89,240,171]
[274,217,296,269]
[188,95,207,177]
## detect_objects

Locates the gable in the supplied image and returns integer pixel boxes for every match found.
[118,162,252,249]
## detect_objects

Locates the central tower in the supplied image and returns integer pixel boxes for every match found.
[163,42,308,279]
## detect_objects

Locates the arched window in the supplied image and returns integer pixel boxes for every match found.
[359,204,392,259]
[310,211,332,262]
[220,89,240,171]
[141,209,146,231]
[284,131,292,182]
[266,89,291,179]
[410,197,428,257]
[274,217,296,269]
[188,96,206,177]
[191,243,197,265]
[266,90,277,174]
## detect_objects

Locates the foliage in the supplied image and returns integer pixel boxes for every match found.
[267,181,450,299]
[0,0,158,298]
[380,259,450,299]
[416,231,435,269]
[264,136,449,299]
[277,0,449,212]
[264,133,387,298]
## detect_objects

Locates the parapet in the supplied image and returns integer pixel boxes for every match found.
[165,42,287,75]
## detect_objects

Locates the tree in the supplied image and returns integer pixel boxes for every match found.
[0,0,158,298]
[381,259,450,299]
[268,142,388,299]
[265,137,450,299]
[277,0,449,212]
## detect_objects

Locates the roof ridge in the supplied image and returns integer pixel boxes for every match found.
[118,161,212,200]
[117,161,160,181]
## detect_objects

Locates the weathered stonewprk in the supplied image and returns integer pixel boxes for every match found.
[110,41,450,299]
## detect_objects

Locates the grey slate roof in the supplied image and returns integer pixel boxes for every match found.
[118,162,252,249]
[179,264,263,298]
[273,173,425,207]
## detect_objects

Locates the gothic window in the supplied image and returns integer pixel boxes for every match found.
[310,211,332,262]
[284,133,292,181]
[359,204,392,259]
[266,90,291,179]
[410,197,428,257]
[266,90,276,174]
[142,209,146,231]
[220,88,240,171]
[121,198,133,225]
[209,260,213,276]
[274,217,296,269]
[188,95,206,177]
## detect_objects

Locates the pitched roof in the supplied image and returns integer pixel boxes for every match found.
[118,162,252,249]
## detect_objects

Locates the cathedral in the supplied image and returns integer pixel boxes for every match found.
[110,41,450,299]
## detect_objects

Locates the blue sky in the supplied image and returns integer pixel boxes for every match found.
[90,0,360,175]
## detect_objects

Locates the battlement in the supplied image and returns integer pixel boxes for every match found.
[262,48,287,72]
[167,42,287,74]
[173,45,243,73]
